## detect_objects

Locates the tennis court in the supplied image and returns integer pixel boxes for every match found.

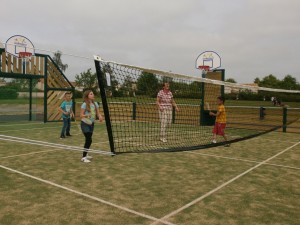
[0,121,299,225]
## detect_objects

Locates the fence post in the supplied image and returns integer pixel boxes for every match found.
[132,102,136,120]
[282,107,287,132]
[172,106,176,124]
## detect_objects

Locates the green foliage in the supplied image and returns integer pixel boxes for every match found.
[226,90,300,103]
[136,72,159,97]
[118,76,136,97]
[171,81,202,99]
[280,75,299,90]
[225,78,237,83]
[4,78,39,91]
[75,68,99,95]
[258,74,281,88]
[0,87,18,99]
[254,74,300,90]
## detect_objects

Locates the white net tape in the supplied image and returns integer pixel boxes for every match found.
[94,56,300,94]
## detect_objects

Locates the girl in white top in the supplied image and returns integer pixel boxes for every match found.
[80,90,103,163]
[156,82,179,143]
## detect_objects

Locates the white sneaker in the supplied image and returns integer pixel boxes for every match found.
[212,140,217,144]
[81,157,91,163]
[86,155,93,159]
[160,138,167,143]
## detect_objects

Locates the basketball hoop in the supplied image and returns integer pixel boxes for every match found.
[19,52,32,63]
[198,65,210,75]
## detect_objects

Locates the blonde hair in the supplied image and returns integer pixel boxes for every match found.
[83,90,95,112]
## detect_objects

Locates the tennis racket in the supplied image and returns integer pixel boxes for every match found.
[206,102,211,111]
[81,117,93,125]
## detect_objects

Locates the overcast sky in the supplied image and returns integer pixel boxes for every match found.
[1,0,300,83]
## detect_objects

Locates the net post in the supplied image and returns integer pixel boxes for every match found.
[94,57,115,154]
[172,106,176,124]
[132,102,136,120]
[72,87,76,121]
[43,55,48,123]
[29,78,33,121]
[259,107,266,120]
[282,107,287,132]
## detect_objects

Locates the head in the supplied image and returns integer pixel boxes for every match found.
[83,90,95,112]
[83,90,95,102]
[217,96,225,105]
[64,92,72,101]
[163,82,170,91]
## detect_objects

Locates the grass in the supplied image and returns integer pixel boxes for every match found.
[0,122,299,225]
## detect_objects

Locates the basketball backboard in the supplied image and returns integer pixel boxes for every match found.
[5,35,35,57]
[195,51,221,70]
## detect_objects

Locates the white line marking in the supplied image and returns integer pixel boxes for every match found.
[151,141,300,225]
[0,126,59,133]
[0,165,175,225]
[256,137,298,144]
[0,122,45,127]
[0,135,113,156]
[1,149,58,158]
[188,152,300,170]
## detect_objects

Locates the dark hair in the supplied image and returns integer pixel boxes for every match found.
[163,82,169,88]
[217,96,225,103]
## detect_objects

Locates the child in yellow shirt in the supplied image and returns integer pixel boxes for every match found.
[209,96,230,147]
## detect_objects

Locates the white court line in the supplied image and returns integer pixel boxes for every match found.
[0,135,113,156]
[0,122,45,127]
[188,152,300,170]
[255,137,298,144]
[0,165,175,225]
[1,149,58,159]
[150,140,300,225]
[0,126,58,133]
[0,137,107,155]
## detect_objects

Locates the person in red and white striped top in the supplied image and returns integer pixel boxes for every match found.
[156,82,179,143]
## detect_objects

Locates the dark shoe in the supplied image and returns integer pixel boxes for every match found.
[66,133,72,137]
[60,135,66,139]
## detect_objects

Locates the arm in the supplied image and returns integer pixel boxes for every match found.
[157,96,163,112]
[70,103,75,118]
[172,99,179,111]
[95,107,103,122]
[209,111,220,117]
[80,108,88,119]
[58,105,69,116]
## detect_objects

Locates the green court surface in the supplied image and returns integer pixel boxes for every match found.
[0,122,299,225]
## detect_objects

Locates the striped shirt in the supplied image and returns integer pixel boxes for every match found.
[157,90,173,110]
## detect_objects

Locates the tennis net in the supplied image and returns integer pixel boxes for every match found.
[94,56,300,154]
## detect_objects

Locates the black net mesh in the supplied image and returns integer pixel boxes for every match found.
[95,59,300,153]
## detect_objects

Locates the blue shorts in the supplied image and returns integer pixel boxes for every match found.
[81,121,94,133]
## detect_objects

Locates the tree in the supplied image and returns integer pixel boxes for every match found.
[75,68,98,94]
[6,78,39,91]
[225,78,237,83]
[119,75,135,97]
[259,74,280,88]
[53,51,68,72]
[254,77,260,84]
[136,72,159,97]
[279,75,299,90]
